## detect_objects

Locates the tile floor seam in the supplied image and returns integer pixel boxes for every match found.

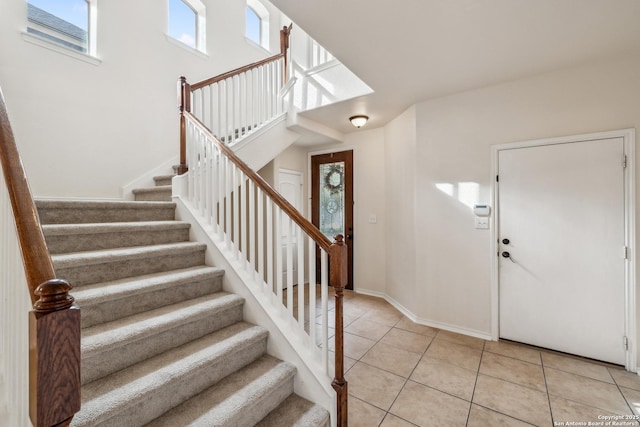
[540,349,556,427]
[593,377,638,417]
[380,324,434,426]
[465,348,484,427]
[470,403,538,426]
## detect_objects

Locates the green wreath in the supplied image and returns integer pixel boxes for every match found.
[323,164,344,194]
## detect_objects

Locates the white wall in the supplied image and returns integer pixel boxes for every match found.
[384,107,417,311]
[384,52,640,340]
[0,0,283,198]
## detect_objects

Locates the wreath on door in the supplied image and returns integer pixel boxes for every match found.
[323,164,344,195]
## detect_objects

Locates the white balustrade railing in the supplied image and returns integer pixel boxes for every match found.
[0,164,31,427]
[190,57,285,147]
[184,113,335,377]
[310,39,334,68]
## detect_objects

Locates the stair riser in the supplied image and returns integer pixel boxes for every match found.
[235,375,295,427]
[82,303,244,384]
[80,275,223,328]
[38,206,175,224]
[154,177,173,186]
[92,337,268,427]
[45,227,190,254]
[134,190,172,202]
[55,249,206,287]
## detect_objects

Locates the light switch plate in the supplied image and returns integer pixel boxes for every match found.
[475,217,489,229]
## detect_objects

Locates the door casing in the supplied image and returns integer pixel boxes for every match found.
[308,146,357,290]
[490,128,636,371]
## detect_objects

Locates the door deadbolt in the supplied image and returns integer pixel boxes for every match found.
[502,238,510,245]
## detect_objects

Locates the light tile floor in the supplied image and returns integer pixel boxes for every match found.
[321,289,640,427]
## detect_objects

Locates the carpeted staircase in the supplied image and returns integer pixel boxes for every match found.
[35,174,330,427]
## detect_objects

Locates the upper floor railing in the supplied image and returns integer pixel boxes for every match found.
[181,24,293,171]
[0,88,80,427]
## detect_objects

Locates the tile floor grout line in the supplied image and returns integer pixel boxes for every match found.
[465,341,485,427]
[540,350,557,426]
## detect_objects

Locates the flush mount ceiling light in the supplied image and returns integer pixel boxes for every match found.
[349,115,369,128]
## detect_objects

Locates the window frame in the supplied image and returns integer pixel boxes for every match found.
[24,0,98,60]
[245,0,269,50]
[167,0,206,53]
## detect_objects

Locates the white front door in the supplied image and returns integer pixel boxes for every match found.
[498,137,626,364]
[278,169,303,288]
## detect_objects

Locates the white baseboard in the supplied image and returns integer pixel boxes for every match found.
[354,288,493,341]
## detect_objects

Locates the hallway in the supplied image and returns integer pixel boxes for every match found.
[327,290,640,426]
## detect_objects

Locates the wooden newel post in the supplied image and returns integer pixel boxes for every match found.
[177,76,191,175]
[330,234,348,427]
[29,279,80,427]
[280,24,293,84]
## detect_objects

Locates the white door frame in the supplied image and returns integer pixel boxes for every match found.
[490,128,636,371]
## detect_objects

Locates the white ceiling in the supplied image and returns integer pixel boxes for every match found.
[270,0,640,133]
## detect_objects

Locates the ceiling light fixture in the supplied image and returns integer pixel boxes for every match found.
[349,115,369,128]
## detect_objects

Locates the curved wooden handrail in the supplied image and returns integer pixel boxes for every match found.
[0,89,80,427]
[191,52,285,90]
[0,91,55,305]
[184,110,333,251]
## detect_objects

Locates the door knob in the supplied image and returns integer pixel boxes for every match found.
[502,238,510,245]
[501,251,515,263]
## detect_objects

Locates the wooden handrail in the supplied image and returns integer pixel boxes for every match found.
[181,109,347,425]
[191,24,293,91]
[184,110,332,251]
[0,89,80,427]
[0,94,56,305]
[191,52,285,90]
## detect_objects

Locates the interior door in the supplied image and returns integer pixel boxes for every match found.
[498,137,626,364]
[279,169,303,288]
[311,150,354,289]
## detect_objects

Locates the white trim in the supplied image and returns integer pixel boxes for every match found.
[22,31,101,66]
[305,59,340,77]
[490,128,636,371]
[355,289,493,341]
[165,34,209,59]
[87,0,98,57]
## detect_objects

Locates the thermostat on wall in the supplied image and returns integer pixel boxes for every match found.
[473,204,491,217]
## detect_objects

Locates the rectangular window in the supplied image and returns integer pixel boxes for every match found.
[27,0,89,53]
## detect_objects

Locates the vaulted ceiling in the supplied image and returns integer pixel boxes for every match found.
[270,0,640,133]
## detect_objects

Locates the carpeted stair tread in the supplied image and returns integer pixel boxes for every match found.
[81,292,244,357]
[256,393,331,427]
[146,355,296,427]
[72,322,269,427]
[132,186,172,201]
[52,242,207,286]
[36,199,176,224]
[53,241,205,268]
[43,221,191,253]
[153,175,175,186]
[74,266,224,328]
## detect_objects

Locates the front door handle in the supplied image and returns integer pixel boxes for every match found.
[502,251,515,263]
[346,234,353,240]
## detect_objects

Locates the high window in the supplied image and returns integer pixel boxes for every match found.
[27,0,96,55]
[245,0,269,49]
[168,0,206,52]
